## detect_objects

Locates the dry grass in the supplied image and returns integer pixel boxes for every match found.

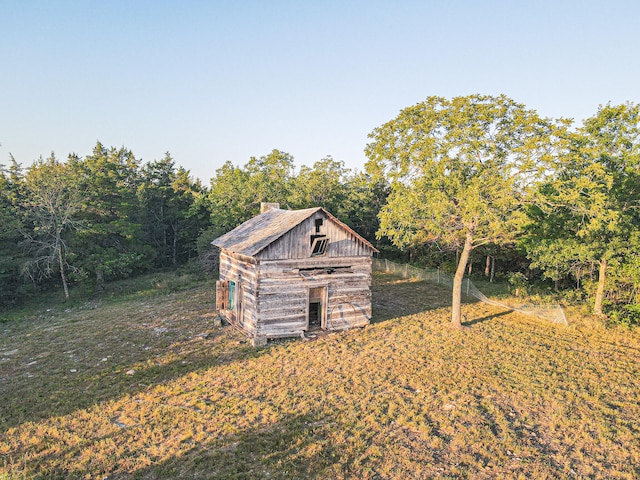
[1,273,640,479]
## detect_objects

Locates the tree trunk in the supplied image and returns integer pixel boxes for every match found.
[57,244,69,300]
[172,223,178,265]
[451,232,473,328]
[594,258,607,315]
[95,269,105,292]
[485,255,491,277]
[490,257,495,283]
[467,257,473,275]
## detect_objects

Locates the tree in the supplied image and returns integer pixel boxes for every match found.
[68,142,149,288]
[289,156,349,214]
[245,149,295,210]
[170,166,211,264]
[526,102,640,314]
[366,94,560,327]
[340,171,388,244]
[138,153,180,267]
[20,155,83,299]
[0,156,26,304]
[205,160,253,239]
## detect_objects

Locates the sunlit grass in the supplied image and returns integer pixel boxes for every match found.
[1,273,639,478]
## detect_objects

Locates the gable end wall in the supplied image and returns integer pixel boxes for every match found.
[256,212,373,261]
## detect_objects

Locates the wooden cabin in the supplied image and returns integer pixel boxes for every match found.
[212,204,378,343]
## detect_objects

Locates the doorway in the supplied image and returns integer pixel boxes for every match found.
[307,286,327,331]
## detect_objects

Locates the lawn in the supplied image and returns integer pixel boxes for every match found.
[1,272,639,479]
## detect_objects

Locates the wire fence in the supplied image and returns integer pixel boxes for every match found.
[373,258,568,326]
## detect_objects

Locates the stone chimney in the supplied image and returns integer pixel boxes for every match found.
[260,202,280,213]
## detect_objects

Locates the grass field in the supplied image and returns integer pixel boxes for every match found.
[1,272,640,479]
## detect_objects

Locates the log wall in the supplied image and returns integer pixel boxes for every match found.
[218,250,259,336]
[255,256,372,338]
[218,249,374,339]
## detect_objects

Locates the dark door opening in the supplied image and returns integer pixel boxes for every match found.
[308,301,321,330]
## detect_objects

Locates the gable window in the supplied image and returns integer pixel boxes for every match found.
[314,218,323,233]
[310,235,329,256]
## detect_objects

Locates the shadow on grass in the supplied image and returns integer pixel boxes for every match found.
[8,410,346,479]
[0,327,266,433]
[131,412,345,480]
[371,273,477,323]
[462,310,511,327]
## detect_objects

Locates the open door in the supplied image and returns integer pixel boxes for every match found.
[307,286,327,331]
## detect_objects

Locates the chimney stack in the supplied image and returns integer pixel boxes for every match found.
[260,202,280,213]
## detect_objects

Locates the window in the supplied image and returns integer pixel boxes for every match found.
[310,235,329,256]
[314,218,323,233]
[229,281,236,310]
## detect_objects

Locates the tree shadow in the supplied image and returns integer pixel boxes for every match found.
[131,412,343,479]
[371,273,476,323]
[462,310,511,327]
[0,326,266,433]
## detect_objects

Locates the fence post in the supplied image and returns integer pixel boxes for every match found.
[437,268,440,284]
[466,278,470,296]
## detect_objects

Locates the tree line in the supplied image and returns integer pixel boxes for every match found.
[0,144,386,306]
[1,95,638,327]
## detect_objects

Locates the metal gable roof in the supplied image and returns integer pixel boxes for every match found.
[211,207,377,257]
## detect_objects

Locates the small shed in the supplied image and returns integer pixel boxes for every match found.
[212,205,378,342]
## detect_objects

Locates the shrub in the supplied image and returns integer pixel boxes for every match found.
[507,272,528,297]
[607,303,640,328]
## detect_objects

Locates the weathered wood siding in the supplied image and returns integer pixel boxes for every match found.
[255,256,372,338]
[218,250,259,336]
[257,211,373,260]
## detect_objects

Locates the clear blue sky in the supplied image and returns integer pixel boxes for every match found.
[1,0,638,182]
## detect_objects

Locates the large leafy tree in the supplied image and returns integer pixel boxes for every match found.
[366,94,560,327]
[340,171,388,244]
[245,149,295,210]
[205,160,254,239]
[289,156,349,214]
[526,102,640,314]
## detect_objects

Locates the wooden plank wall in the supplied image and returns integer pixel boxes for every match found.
[256,256,372,338]
[257,211,373,260]
[218,250,259,336]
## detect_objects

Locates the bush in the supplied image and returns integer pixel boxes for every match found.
[608,304,640,328]
[507,272,528,297]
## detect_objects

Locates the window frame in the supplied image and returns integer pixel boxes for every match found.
[310,235,329,256]
[228,280,236,310]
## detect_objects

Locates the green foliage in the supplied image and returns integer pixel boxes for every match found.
[366,94,561,325]
[0,158,27,304]
[138,154,209,267]
[289,156,348,211]
[525,102,640,314]
[68,142,149,287]
[608,304,640,328]
[205,160,253,238]
[506,272,528,297]
[245,149,295,207]
[20,154,84,299]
